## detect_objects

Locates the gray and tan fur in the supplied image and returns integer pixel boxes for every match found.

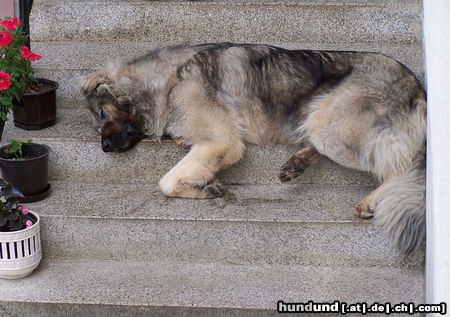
[81,43,426,255]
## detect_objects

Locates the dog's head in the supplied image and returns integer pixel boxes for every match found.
[81,74,147,152]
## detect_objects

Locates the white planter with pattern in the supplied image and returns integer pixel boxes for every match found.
[0,210,42,279]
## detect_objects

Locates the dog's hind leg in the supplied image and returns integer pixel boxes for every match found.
[279,146,322,183]
[355,180,390,219]
[159,140,245,199]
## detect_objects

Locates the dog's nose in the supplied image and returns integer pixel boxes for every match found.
[102,139,112,152]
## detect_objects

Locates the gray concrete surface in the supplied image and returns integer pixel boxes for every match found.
[30,1,422,44]
[0,259,424,314]
[32,0,421,5]
[25,181,423,268]
[0,302,277,317]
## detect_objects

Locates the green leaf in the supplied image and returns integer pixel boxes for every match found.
[3,140,32,159]
[10,89,20,101]
[0,112,7,121]
[5,140,20,155]
[0,95,13,105]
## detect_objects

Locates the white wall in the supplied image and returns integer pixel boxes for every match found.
[424,0,450,309]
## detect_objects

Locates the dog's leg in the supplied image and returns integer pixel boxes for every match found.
[356,188,381,219]
[355,177,392,219]
[81,74,111,95]
[172,137,187,147]
[279,146,322,183]
[159,140,245,199]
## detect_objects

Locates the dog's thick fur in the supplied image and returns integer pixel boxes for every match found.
[81,43,426,255]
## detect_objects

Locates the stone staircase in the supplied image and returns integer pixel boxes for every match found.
[0,0,424,316]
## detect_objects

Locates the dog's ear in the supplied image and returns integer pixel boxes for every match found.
[113,77,135,110]
[81,74,113,97]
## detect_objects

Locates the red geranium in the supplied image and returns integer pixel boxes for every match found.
[0,71,11,91]
[0,16,42,121]
[0,17,21,30]
[20,46,42,61]
[0,31,13,46]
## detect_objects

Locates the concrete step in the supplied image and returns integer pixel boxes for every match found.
[0,259,424,316]
[2,108,376,186]
[22,180,423,268]
[30,41,425,109]
[30,1,422,44]
[32,0,421,4]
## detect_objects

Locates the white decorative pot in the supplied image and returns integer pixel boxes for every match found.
[0,210,42,279]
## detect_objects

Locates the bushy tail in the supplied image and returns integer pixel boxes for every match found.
[374,150,426,255]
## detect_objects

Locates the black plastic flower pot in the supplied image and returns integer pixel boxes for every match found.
[0,143,51,203]
[12,78,59,130]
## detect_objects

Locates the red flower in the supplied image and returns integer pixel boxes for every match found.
[1,17,21,30]
[0,72,11,91]
[0,31,13,46]
[20,46,42,61]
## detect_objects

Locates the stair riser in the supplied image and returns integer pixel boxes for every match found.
[38,140,376,185]
[0,259,424,314]
[30,2,422,44]
[39,216,423,268]
[0,302,276,317]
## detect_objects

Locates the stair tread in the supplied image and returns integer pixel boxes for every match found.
[0,259,424,309]
[30,41,423,74]
[4,108,95,142]
[28,180,372,223]
[33,0,420,5]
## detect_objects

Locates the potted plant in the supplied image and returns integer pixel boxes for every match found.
[0,16,58,136]
[0,139,51,202]
[0,180,42,279]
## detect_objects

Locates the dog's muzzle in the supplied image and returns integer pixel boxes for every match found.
[101,121,145,152]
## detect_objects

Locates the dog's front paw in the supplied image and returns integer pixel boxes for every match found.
[160,176,225,199]
[194,179,225,198]
[81,74,109,96]
[279,158,306,183]
[172,137,188,147]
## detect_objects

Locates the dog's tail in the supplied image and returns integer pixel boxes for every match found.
[374,151,425,255]
[373,96,427,256]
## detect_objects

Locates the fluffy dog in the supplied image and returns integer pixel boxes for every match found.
[81,43,426,255]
